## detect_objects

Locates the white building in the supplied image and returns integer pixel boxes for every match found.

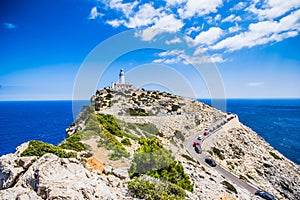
[111,69,133,90]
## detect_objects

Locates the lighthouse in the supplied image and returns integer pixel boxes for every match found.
[111,69,133,90]
[119,68,125,84]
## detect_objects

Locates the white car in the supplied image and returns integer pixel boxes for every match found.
[197,135,204,140]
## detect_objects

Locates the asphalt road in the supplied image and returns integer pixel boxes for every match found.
[183,116,258,195]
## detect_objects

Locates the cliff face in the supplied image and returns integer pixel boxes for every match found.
[1,88,299,200]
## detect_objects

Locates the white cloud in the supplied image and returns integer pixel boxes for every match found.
[166,37,182,44]
[182,53,225,64]
[228,23,242,33]
[3,22,16,29]
[247,82,264,87]
[108,0,139,18]
[106,19,126,27]
[221,14,242,23]
[164,0,187,6]
[215,14,221,21]
[194,27,223,45]
[230,2,247,11]
[88,6,100,20]
[212,9,300,51]
[158,49,185,57]
[247,0,300,20]
[126,3,161,28]
[178,0,223,19]
[186,26,201,35]
[137,14,184,41]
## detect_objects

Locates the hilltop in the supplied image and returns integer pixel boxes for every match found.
[0,87,299,200]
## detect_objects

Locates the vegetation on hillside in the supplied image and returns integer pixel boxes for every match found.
[129,138,193,193]
[128,176,186,200]
[21,140,76,158]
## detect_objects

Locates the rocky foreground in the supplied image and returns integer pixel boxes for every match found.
[1,88,299,200]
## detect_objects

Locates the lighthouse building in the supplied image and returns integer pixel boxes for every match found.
[111,69,133,90]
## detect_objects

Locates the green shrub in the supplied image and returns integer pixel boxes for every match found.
[128,177,186,200]
[181,154,197,163]
[212,147,225,160]
[59,132,88,152]
[136,123,160,136]
[221,180,237,194]
[97,114,123,137]
[129,138,193,192]
[171,105,181,112]
[269,151,282,160]
[128,108,149,116]
[98,129,129,160]
[174,130,185,141]
[121,138,131,146]
[21,140,76,158]
[263,163,272,168]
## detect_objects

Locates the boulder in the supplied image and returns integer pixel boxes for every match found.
[0,186,42,200]
[0,153,24,189]
[112,167,129,180]
[16,153,115,199]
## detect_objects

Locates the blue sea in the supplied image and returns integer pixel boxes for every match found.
[0,99,299,164]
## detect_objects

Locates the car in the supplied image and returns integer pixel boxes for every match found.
[254,190,276,200]
[197,135,204,140]
[195,145,202,154]
[193,141,199,147]
[203,131,209,136]
[204,127,209,131]
[205,158,216,167]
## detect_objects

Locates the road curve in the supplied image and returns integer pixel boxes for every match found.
[183,116,257,195]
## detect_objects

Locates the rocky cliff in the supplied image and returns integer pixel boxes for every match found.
[1,88,299,200]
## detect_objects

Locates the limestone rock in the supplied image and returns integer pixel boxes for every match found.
[18,156,37,170]
[0,153,24,189]
[112,167,129,180]
[0,186,42,200]
[15,153,115,200]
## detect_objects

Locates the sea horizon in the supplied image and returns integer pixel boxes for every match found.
[0,99,299,164]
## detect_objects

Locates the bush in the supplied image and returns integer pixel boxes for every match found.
[136,123,160,136]
[212,147,225,160]
[128,177,186,200]
[128,108,148,116]
[171,105,181,112]
[21,140,76,158]
[59,132,88,152]
[98,129,129,160]
[174,130,185,141]
[263,163,272,168]
[97,114,123,137]
[221,180,237,194]
[129,138,193,192]
[121,138,131,146]
[181,154,197,163]
[269,151,282,160]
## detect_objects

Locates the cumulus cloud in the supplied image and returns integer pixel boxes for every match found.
[166,37,182,44]
[96,0,300,61]
[136,14,184,41]
[178,0,223,19]
[212,9,300,51]
[88,7,100,19]
[247,0,300,20]
[194,27,223,45]
[221,14,242,23]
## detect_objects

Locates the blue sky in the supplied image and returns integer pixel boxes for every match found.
[0,0,299,100]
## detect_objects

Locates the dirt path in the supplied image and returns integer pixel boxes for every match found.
[82,137,130,171]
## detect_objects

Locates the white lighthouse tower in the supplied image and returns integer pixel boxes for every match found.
[111,68,133,90]
[119,68,125,84]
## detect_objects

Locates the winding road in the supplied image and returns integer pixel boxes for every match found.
[183,116,258,195]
